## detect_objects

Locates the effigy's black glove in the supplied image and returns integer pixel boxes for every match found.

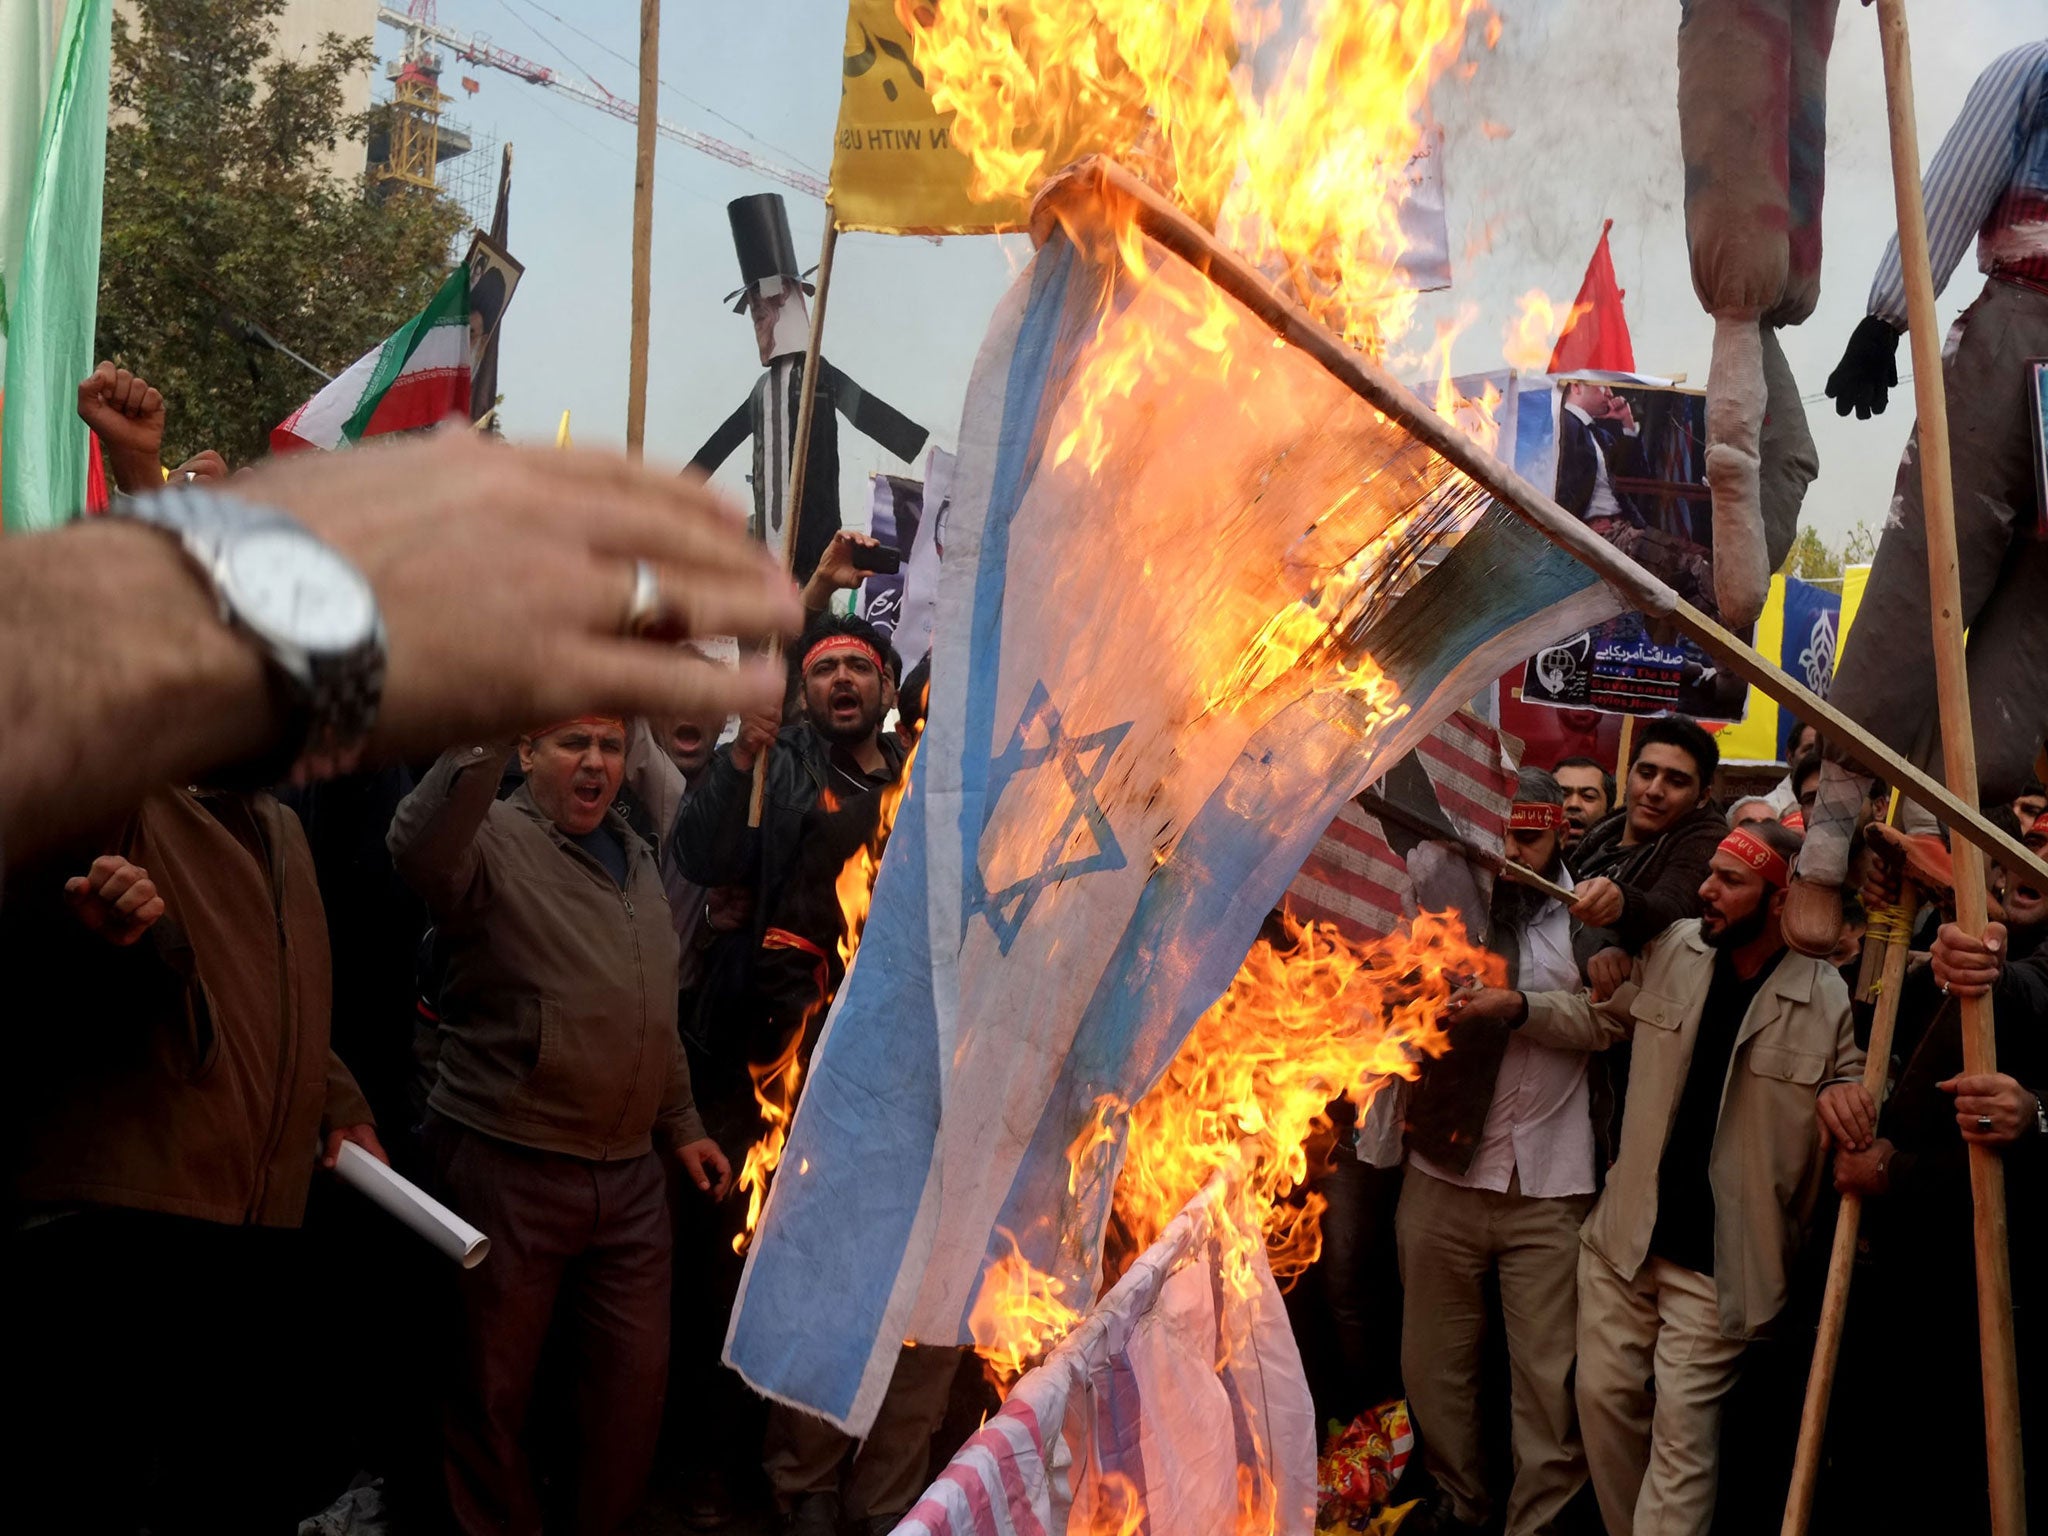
[1825,314,1902,420]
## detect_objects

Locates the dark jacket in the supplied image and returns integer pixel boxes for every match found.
[1556,407,1648,526]
[671,718,907,1058]
[1874,927,2048,1287]
[388,744,706,1161]
[4,787,373,1228]
[1567,800,1724,966]
[1404,898,1619,1180]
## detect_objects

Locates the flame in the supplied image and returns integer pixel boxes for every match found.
[731,1029,804,1255]
[901,0,1493,356]
[967,1230,1085,1384]
[1502,287,1585,373]
[733,749,919,1255]
[965,909,1502,1398]
[1110,909,1502,1285]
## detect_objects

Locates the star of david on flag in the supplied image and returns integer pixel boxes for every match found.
[970,682,1131,952]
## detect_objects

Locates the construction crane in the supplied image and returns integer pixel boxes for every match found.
[374,2,830,204]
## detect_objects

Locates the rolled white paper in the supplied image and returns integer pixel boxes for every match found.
[334,1141,491,1269]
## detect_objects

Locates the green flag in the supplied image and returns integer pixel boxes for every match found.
[1,0,112,532]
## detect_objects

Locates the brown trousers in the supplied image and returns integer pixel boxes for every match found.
[428,1117,672,1536]
[1396,1169,1592,1536]
[763,1342,963,1521]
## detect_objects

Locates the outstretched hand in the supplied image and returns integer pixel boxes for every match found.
[232,434,803,760]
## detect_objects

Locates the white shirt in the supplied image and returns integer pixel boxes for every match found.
[1409,868,1597,1198]
[1565,402,1629,524]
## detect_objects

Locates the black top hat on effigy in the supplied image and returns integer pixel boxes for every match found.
[691,192,927,587]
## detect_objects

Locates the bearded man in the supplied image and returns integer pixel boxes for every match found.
[1455,820,1859,1536]
[1398,769,1594,1536]
[674,615,947,1536]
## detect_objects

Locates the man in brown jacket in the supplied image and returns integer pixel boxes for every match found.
[1457,819,1861,1536]
[2,785,383,1534]
[390,715,729,1536]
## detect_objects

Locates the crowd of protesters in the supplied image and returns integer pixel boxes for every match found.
[1317,714,2048,1536]
[1,363,2044,1536]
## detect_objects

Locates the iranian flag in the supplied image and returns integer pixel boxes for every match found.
[271,266,470,452]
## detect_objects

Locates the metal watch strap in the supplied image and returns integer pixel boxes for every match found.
[114,486,384,780]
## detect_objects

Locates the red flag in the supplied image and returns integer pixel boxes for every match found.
[1547,220,1635,374]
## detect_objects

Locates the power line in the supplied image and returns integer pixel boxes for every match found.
[492,0,827,179]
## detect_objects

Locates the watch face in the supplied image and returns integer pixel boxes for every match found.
[223,526,378,653]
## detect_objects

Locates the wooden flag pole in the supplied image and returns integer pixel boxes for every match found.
[1615,715,1636,794]
[624,0,660,456]
[748,211,842,828]
[1874,3,2025,1528]
[1028,157,2048,895]
[1780,868,1918,1536]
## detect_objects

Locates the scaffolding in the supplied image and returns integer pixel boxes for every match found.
[374,55,444,195]
[435,117,500,231]
[369,53,500,233]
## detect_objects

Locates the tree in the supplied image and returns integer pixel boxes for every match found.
[1778,520,1879,582]
[97,0,466,468]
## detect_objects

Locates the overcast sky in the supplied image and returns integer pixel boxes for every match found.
[414,0,2043,549]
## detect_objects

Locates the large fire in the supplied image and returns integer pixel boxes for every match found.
[966,910,1501,1399]
[902,2,1522,1414]
[1109,909,1502,1285]
[901,0,1490,356]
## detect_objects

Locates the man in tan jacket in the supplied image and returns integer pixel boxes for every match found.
[1454,819,1862,1536]
[390,716,729,1536]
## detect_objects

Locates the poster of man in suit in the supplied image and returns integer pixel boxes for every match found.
[1522,377,1747,720]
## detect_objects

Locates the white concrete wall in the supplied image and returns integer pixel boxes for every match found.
[112,0,379,183]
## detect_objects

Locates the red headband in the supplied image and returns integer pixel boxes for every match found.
[1780,808,1807,833]
[802,634,885,675]
[1718,827,1790,887]
[528,714,624,742]
[1509,801,1566,832]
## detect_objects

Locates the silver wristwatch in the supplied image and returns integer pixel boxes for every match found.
[117,485,386,778]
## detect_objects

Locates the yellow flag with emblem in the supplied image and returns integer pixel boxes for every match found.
[830,0,1026,235]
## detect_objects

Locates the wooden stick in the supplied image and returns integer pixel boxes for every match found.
[624,0,660,456]
[1874,6,2024,1528]
[1780,872,1917,1536]
[1356,789,1577,907]
[747,213,841,828]
[1615,715,1636,790]
[1024,158,2048,896]
[1854,790,1905,1005]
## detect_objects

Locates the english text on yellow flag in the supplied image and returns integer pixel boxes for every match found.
[831,0,1023,235]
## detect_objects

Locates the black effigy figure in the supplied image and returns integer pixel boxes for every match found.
[689,194,929,587]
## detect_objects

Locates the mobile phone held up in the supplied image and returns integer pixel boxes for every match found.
[849,543,902,575]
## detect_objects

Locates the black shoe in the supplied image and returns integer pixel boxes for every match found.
[780,1491,841,1536]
